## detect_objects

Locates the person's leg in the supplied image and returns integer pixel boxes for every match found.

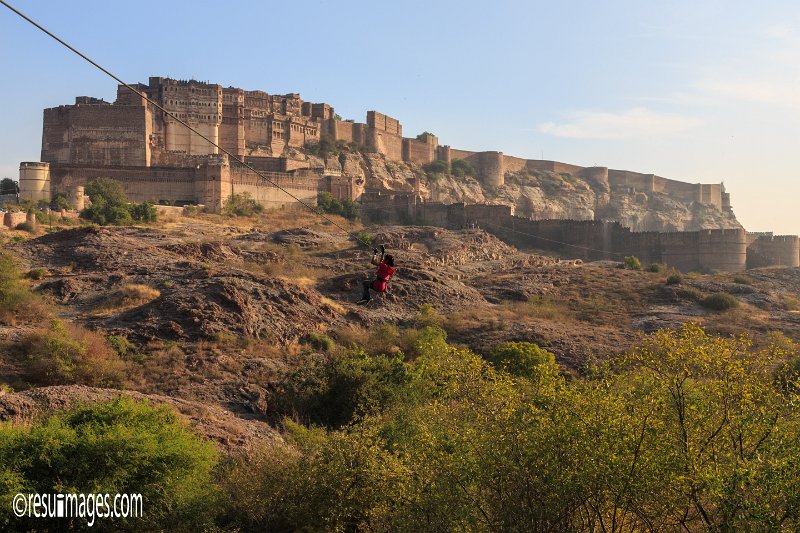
[361,280,372,301]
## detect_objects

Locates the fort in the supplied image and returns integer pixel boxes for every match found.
[13,75,795,271]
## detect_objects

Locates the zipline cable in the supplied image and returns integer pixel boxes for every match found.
[0,0,373,248]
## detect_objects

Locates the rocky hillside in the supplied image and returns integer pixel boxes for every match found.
[293,148,741,232]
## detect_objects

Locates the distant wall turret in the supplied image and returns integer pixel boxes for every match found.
[19,162,51,203]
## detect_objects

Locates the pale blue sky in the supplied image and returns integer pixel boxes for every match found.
[1,0,798,233]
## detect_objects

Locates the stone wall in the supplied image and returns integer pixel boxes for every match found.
[360,195,756,272]
[747,235,800,268]
[42,103,151,166]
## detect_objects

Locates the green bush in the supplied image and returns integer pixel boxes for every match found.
[306,332,335,352]
[222,192,264,217]
[14,222,34,233]
[623,256,642,270]
[24,268,49,280]
[51,192,71,211]
[647,263,665,273]
[451,158,477,177]
[317,192,359,220]
[270,349,413,428]
[0,398,219,531]
[733,274,754,285]
[356,231,373,246]
[423,160,450,174]
[0,254,42,321]
[486,341,557,378]
[666,273,682,285]
[23,319,126,386]
[701,292,739,311]
[81,178,157,225]
[129,201,157,222]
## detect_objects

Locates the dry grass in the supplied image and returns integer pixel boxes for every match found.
[92,283,161,316]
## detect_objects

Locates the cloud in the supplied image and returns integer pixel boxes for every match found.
[539,107,703,140]
[695,79,800,111]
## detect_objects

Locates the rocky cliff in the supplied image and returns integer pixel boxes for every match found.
[299,149,741,232]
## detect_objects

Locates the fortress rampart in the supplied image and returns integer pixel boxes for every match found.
[746,234,800,268]
[360,193,779,272]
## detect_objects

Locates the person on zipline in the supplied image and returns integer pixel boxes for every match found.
[358,245,395,304]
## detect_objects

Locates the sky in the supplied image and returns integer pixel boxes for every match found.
[1,0,798,233]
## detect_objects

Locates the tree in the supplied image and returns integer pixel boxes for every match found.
[0,178,17,195]
[82,178,157,225]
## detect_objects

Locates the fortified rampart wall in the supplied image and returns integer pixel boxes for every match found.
[360,195,759,272]
[747,235,800,268]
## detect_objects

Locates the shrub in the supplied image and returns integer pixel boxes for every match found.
[623,256,642,270]
[733,274,754,285]
[415,303,443,328]
[451,158,477,177]
[50,192,71,211]
[81,178,157,225]
[486,341,557,379]
[647,263,665,273]
[14,222,34,233]
[701,292,739,311]
[423,159,450,174]
[666,273,682,285]
[222,192,264,217]
[356,231,373,246]
[317,192,359,220]
[0,398,219,531]
[0,254,43,322]
[306,332,334,352]
[270,349,413,428]
[129,201,157,222]
[24,268,49,280]
[23,319,126,386]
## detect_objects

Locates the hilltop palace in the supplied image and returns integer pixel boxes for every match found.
[15,76,800,272]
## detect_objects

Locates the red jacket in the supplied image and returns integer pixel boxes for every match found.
[372,262,395,292]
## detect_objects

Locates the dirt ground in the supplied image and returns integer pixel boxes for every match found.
[3,211,800,448]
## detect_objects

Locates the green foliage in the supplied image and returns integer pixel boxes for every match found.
[128,201,157,222]
[702,291,739,311]
[107,335,135,359]
[666,273,682,285]
[414,303,443,328]
[0,398,219,531]
[486,341,557,379]
[306,134,348,158]
[733,273,754,285]
[24,268,49,280]
[269,349,414,428]
[623,255,642,270]
[306,332,334,352]
[423,159,449,174]
[225,324,800,531]
[14,222,34,233]
[450,158,476,177]
[317,191,359,220]
[221,192,264,217]
[647,262,665,272]
[81,178,157,225]
[50,192,71,211]
[23,319,126,386]
[0,254,41,321]
[0,177,17,195]
[356,231,373,246]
